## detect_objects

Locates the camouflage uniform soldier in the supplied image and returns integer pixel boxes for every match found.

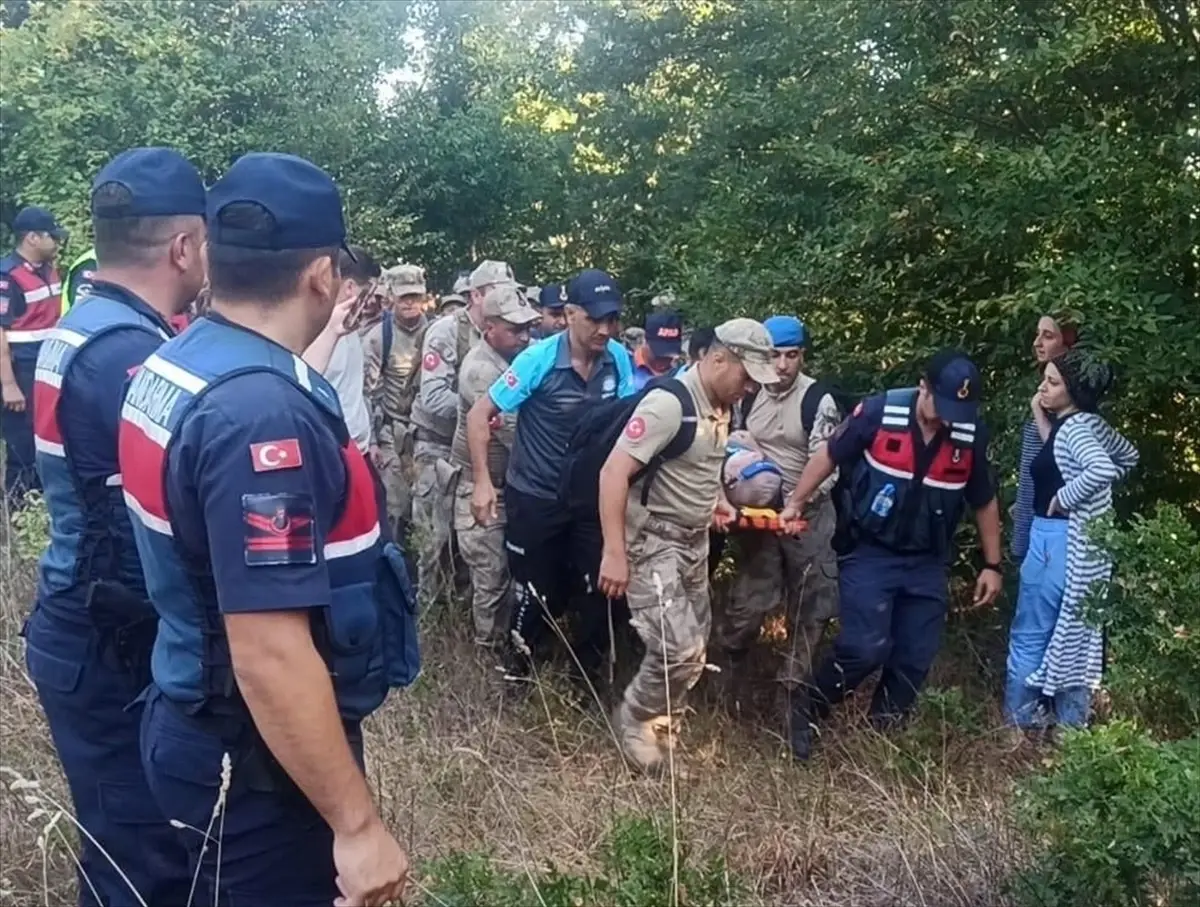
[597,319,778,774]
[449,285,540,646]
[717,316,842,687]
[410,259,515,606]
[363,264,428,539]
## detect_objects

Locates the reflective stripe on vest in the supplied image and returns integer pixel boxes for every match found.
[118,317,389,715]
[850,387,975,554]
[33,294,169,617]
[5,261,62,341]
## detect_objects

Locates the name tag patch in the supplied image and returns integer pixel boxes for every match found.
[243,493,316,566]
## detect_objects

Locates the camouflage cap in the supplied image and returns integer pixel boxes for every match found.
[469,259,516,291]
[438,293,467,313]
[715,317,777,385]
[380,263,426,298]
[452,273,471,295]
[481,283,541,326]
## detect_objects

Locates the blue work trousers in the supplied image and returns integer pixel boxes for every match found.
[1004,517,1090,728]
[809,546,948,723]
[139,686,362,905]
[23,606,191,906]
[2,354,40,507]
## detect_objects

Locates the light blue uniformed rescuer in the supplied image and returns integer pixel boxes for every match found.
[117,152,414,906]
[464,268,635,680]
[24,146,206,907]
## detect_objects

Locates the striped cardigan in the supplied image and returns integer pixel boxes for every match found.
[1026,412,1138,694]
[1010,419,1041,560]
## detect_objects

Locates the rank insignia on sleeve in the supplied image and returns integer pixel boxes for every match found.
[242,493,317,566]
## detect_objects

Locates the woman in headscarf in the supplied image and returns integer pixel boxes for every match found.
[1004,348,1138,738]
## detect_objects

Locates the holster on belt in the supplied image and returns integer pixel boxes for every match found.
[435,457,460,496]
[85,579,156,684]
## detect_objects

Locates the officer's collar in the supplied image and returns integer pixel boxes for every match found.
[553,331,616,371]
[87,280,176,336]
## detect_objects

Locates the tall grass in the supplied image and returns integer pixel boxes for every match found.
[1,493,1029,906]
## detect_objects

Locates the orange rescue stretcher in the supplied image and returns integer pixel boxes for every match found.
[732,507,807,535]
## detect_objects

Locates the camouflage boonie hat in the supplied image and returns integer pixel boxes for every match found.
[482,284,540,326]
[623,326,646,350]
[380,263,426,298]
[469,259,516,291]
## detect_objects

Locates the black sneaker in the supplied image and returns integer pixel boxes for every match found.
[498,646,533,682]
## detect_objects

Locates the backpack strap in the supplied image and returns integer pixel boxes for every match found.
[800,379,834,435]
[637,379,699,506]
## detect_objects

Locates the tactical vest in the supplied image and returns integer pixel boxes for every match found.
[63,248,97,313]
[847,388,975,556]
[118,318,419,723]
[32,293,169,627]
[4,259,61,344]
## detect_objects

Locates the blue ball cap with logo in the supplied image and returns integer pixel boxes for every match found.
[92,147,206,219]
[925,348,983,424]
[566,268,623,319]
[645,311,683,359]
[207,152,352,257]
[539,283,566,311]
[12,205,67,241]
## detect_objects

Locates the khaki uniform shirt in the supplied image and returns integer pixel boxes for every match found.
[745,373,841,499]
[616,366,729,532]
[363,313,427,445]
[450,340,515,487]
[410,308,483,443]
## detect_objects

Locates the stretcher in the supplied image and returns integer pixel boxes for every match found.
[733,507,807,535]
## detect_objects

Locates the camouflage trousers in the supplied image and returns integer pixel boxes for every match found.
[453,477,513,647]
[377,422,416,539]
[412,440,456,608]
[622,517,712,723]
[717,496,839,687]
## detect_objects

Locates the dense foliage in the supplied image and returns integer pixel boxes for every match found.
[3,0,1195,514]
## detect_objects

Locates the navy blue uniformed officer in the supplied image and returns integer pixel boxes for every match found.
[1,205,67,506]
[466,269,635,680]
[779,350,1003,761]
[23,149,204,906]
[533,282,568,339]
[118,152,416,906]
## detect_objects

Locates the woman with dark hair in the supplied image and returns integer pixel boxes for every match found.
[1012,314,1079,559]
[1004,348,1137,736]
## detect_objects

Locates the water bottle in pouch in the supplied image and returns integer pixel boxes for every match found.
[871,483,895,519]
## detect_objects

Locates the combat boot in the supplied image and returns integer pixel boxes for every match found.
[614,702,665,775]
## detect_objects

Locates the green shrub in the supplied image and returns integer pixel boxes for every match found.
[8,492,50,563]
[421,813,749,907]
[1086,504,1200,736]
[1010,722,1200,907]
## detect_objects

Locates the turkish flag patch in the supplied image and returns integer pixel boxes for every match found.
[624,416,647,441]
[242,493,317,566]
[250,439,303,473]
[422,351,440,372]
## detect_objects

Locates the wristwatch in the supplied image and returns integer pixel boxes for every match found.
[981,563,1002,574]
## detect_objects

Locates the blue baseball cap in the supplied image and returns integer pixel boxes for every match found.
[645,311,683,359]
[12,206,67,241]
[91,147,206,219]
[762,315,808,349]
[207,152,351,256]
[566,269,623,319]
[925,349,983,423]
[539,283,567,311]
